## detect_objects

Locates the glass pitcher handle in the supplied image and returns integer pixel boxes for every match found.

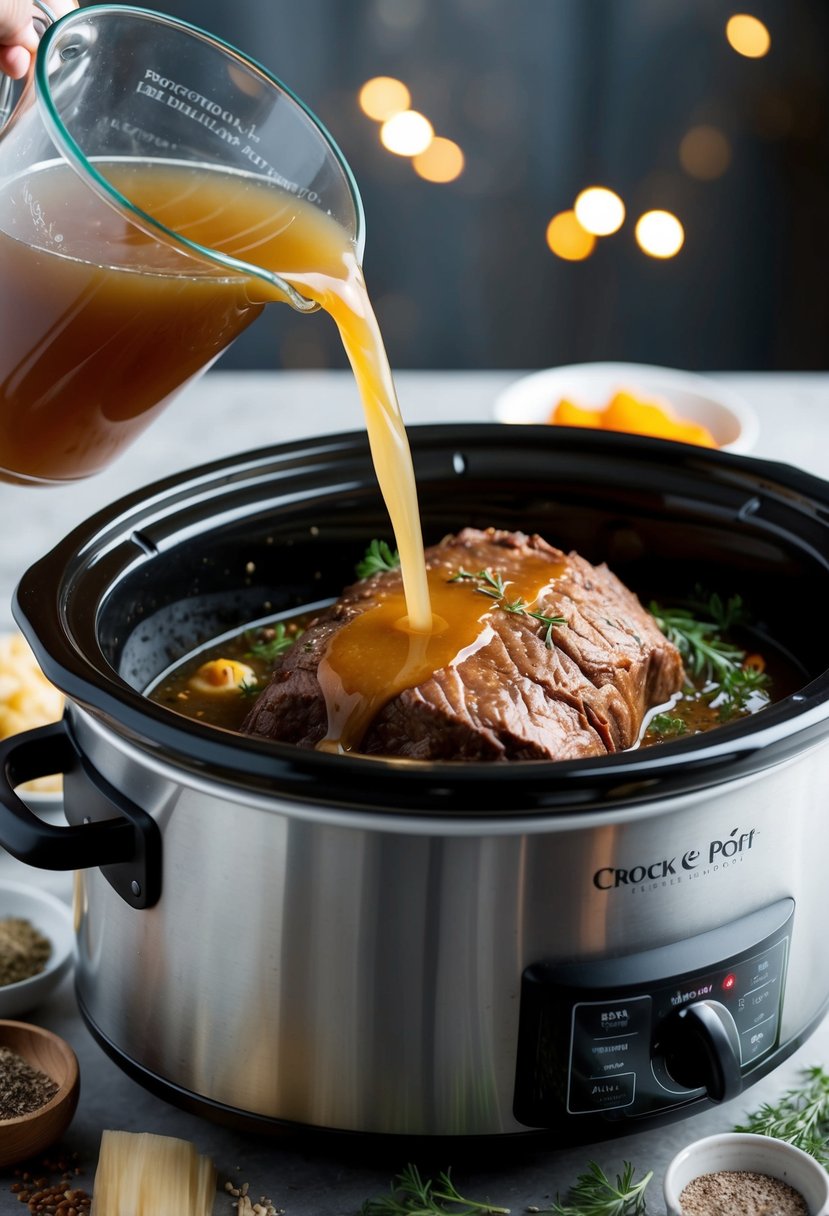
[0,1,57,131]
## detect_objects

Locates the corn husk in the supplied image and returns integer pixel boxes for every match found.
[91,1130,216,1215]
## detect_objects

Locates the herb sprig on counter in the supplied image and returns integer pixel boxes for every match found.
[735,1064,829,1167]
[361,1165,510,1216]
[449,567,566,649]
[356,539,401,578]
[545,1162,652,1216]
[649,589,770,721]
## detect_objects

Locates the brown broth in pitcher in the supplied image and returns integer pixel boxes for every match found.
[0,157,430,645]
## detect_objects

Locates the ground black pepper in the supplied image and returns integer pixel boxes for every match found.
[0,918,52,987]
[679,1169,808,1216]
[0,1047,58,1120]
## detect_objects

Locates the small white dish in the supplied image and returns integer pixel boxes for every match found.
[0,880,74,1018]
[492,361,759,453]
[664,1131,829,1215]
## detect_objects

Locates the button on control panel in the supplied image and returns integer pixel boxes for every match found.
[568,995,650,1113]
[513,899,794,1130]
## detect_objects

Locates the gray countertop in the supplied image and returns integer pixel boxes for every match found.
[1,369,829,1213]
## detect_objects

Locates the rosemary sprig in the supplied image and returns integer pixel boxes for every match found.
[735,1065,829,1167]
[545,1161,652,1216]
[649,602,745,682]
[357,539,401,578]
[649,592,770,722]
[449,567,566,649]
[238,679,261,698]
[360,1165,510,1216]
[245,622,301,664]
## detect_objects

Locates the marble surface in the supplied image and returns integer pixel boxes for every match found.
[1,369,829,1213]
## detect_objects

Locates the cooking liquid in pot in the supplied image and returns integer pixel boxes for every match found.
[148,597,789,746]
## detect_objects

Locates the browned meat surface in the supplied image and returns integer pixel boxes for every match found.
[242,528,685,761]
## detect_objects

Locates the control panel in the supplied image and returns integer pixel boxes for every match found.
[513,898,793,1130]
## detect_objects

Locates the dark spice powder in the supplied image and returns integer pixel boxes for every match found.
[680,1169,808,1216]
[0,1046,58,1120]
[0,917,52,987]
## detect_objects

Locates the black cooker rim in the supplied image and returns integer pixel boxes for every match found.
[14,425,829,817]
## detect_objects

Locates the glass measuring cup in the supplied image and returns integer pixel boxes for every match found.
[0,4,364,484]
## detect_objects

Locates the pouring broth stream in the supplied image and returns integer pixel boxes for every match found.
[0,158,431,633]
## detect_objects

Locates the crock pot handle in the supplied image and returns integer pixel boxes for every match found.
[0,719,161,909]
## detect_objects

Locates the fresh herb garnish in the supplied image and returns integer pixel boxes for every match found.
[449,567,566,649]
[735,1065,829,1167]
[245,622,300,664]
[357,539,401,578]
[238,679,261,698]
[648,713,687,738]
[650,591,771,722]
[361,1165,510,1216]
[545,1161,652,1216]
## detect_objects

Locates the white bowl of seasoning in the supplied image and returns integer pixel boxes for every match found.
[664,1131,829,1215]
[0,881,74,1018]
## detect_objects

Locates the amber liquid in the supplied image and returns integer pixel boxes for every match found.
[0,161,264,484]
[0,158,432,636]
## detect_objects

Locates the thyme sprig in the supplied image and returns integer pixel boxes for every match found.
[357,539,401,578]
[360,1165,510,1216]
[735,1065,829,1167]
[545,1161,652,1216]
[649,591,770,722]
[245,622,300,664]
[449,567,566,649]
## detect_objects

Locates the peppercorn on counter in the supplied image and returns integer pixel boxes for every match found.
[0,370,828,1214]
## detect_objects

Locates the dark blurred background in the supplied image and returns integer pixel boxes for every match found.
[116,0,829,373]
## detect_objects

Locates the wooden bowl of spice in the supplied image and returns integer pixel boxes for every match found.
[0,881,74,1018]
[664,1131,829,1216]
[0,1020,79,1168]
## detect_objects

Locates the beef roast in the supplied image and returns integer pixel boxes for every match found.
[242,528,685,761]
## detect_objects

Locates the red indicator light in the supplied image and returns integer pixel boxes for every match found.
[722,972,737,992]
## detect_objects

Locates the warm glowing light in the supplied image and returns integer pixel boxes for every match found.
[726,13,771,58]
[413,137,465,183]
[679,125,732,180]
[574,186,625,236]
[635,210,685,259]
[359,76,411,122]
[545,211,596,261]
[380,110,434,156]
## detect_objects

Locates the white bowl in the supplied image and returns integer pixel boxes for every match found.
[492,361,759,453]
[0,880,74,1017]
[664,1131,829,1215]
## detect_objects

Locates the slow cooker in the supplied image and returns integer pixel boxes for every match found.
[1,424,829,1141]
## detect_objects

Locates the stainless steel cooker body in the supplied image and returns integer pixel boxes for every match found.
[2,425,829,1139]
[61,704,829,1137]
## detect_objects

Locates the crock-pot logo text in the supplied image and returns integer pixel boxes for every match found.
[593,828,756,892]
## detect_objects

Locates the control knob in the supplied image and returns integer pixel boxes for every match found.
[654,999,741,1102]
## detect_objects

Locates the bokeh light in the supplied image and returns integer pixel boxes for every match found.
[726,13,771,58]
[359,77,411,122]
[545,211,596,261]
[574,187,625,236]
[380,110,434,156]
[635,210,685,258]
[413,137,465,183]
[679,125,733,179]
